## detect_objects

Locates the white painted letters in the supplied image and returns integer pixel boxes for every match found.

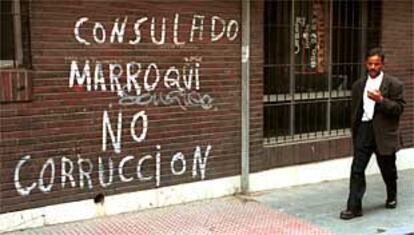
[151,17,166,45]
[164,66,181,90]
[126,62,142,95]
[38,158,55,193]
[102,110,123,154]
[119,156,134,182]
[171,152,186,176]
[192,145,212,180]
[129,17,148,45]
[61,157,76,188]
[130,111,148,143]
[14,144,213,195]
[69,60,92,91]
[190,15,205,42]
[227,20,239,41]
[109,63,123,94]
[98,157,114,188]
[93,22,106,44]
[78,156,93,189]
[74,17,90,45]
[211,16,226,42]
[137,155,153,181]
[173,13,185,45]
[94,62,107,91]
[155,145,161,187]
[144,63,160,91]
[73,14,240,45]
[14,155,37,196]
[111,17,128,43]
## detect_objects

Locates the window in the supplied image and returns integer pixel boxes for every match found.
[264,0,381,144]
[0,0,32,103]
[1,0,30,68]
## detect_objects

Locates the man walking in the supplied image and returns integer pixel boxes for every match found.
[340,48,405,220]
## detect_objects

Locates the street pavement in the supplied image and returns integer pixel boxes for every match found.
[4,169,414,235]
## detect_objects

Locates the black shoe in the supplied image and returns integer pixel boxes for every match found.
[340,209,362,220]
[385,199,397,209]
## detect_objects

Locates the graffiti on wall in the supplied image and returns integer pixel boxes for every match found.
[72,14,239,45]
[294,1,326,73]
[14,13,239,196]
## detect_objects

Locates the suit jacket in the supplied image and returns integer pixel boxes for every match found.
[351,73,405,155]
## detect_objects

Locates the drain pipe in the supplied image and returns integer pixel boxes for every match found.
[241,0,250,194]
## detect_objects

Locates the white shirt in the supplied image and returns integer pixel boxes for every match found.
[362,71,384,121]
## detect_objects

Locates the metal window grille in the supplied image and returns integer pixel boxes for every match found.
[264,0,382,145]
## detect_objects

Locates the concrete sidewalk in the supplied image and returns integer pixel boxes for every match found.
[254,169,414,235]
[4,169,414,235]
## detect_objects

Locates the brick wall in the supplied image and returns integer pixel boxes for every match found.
[0,0,242,213]
[249,1,265,173]
[381,0,414,147]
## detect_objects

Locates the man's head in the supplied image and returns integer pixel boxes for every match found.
[365,48,384,78]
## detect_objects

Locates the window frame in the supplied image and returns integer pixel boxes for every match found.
[0,0,24,69]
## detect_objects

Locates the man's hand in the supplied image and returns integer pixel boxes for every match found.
[367,90,383,103]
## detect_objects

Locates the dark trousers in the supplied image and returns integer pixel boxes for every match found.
[347,121,398,211]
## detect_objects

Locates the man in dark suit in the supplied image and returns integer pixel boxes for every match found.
[340,48,405,220]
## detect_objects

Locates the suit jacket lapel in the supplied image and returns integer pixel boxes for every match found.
[355,77,367,122]
[379,73,390,95]
[360,76,367,96]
